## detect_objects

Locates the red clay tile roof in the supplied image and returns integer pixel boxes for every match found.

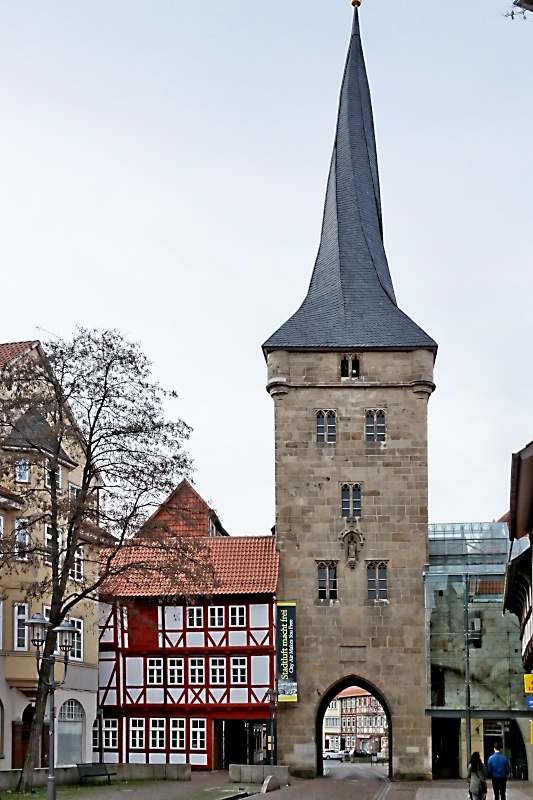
[336,687,371,699]
[0,341,39,371]
[0,485,24,506]
[138,479,224,538]
[102,535,279,598]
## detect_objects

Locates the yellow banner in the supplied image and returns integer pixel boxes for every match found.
[524,674,533,693]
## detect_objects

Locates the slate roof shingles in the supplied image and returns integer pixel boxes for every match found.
[263,11,436,354]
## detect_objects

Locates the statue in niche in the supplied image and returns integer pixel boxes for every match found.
[339,521,364,569]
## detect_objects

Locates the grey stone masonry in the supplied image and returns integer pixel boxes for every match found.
[267,348,435,780]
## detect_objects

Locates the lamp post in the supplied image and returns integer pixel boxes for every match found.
[266,688,278,766]
[25,613,76,800]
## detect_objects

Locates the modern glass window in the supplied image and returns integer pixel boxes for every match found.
[209,607,224,627]
[130,718,145,749]
[231,657,247,684]
[365,410,386,442]
[69,545,84,582]
[150,718,165,749]
[189,658,204,684]
[14,519,29,561]
[13,603,28,650]
[170,718,185,749]
[190,719,206,750]
[70,618,83,660]
[210,657,226,684]
[45,460,62,491]
[15,460,30,483]
[229,606,245,627]
[103,719,118,749]
[168,658,184,685]
[317,562,338,601]
[147,658,163,684]
[341,484,362,518]
[367,561,388,600]
[187,607,203,628]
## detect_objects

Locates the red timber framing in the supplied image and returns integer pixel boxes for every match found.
[98,595,276,768]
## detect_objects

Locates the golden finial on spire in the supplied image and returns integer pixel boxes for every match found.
[351,0,361,6]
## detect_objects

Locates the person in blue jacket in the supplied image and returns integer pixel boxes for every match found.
[487,742,511,800]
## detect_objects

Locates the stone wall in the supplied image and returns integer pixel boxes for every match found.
[267,348,435,779]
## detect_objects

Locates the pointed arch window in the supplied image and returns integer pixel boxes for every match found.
[366,561,388,601]
[340,355,360,378]
[365,409,386,442]
[341,484,361,518]
[316,410,336,443]
[317,561,338,601]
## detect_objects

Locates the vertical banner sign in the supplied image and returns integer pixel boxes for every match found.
[277,602,297,702]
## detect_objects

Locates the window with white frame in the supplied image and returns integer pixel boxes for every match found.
[70,618,83,660]
[13,603,28,650]
[231,657,247,684]
[190,719,206,750]
[44,524,62,565]
[150,718,165,749]
[130,718,145,749]
[92,720,99,750]
[189,658,204,684]
[209,606,224,627]
[58,699,83,721]
[45,460,62,491]
[43,606,60,654]
[69,545,84,582]
[187,607,203,628]
[103,719,118,749]
[229,606,245,627]
[168,658,184,685]
[365,409,386,442]
[147,658,163,684]
[68,483,80,502]
[14,519,29,560]
[210,657,225,684]
[170,718,185,749]
[15,460,30,483]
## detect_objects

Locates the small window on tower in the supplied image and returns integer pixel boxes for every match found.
[340,355,360,378]
[316,411,336,443]
[341,483,362,518]
[317,561,338,601]
[365,409,386,442]
[351,357,360,378]
[340,357,349,378]
[367,561,388,601]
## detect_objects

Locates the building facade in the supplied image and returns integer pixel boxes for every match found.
[427,521,529,780]
[337,687,387,756]
[322,699,340,751]
[98,482,279,770]
[0,341,99,770]
[264,8,436,779]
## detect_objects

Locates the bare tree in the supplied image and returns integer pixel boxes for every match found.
[0,329,213,793]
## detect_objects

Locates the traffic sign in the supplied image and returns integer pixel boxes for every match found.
[526,697,533,710]
[524,674,533,693]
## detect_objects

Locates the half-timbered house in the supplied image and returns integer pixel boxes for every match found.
[97,480,279,769]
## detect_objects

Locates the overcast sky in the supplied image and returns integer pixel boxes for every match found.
[1,0,532,535]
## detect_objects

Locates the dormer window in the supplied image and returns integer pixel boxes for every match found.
[340,355,360,378]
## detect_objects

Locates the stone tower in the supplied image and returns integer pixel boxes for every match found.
[263,9,437,780]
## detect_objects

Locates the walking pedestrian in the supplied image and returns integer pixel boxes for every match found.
[487,742,511,800]
[468,752,487,800]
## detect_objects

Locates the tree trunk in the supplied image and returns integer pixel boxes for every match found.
[16,646,52,793]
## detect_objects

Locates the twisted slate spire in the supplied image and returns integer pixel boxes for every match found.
[263,10,436,352]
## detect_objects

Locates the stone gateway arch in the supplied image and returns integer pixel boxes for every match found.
[263,8,437,780]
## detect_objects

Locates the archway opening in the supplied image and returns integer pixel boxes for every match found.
[316,677,392,778]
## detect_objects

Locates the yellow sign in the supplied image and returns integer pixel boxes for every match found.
[524,674,533,693]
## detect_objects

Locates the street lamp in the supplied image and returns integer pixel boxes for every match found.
[25,613,76,800]
[266,688,278,766]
